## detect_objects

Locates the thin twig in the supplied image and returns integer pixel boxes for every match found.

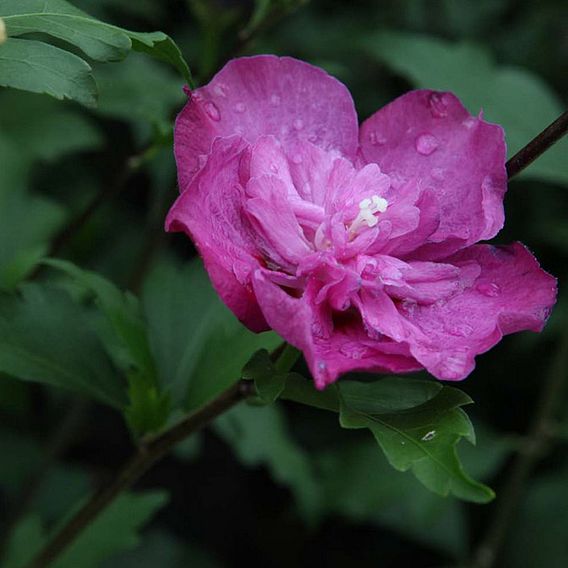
[25,380,256,568]
[469,334,568,568]
[506,111,568,179]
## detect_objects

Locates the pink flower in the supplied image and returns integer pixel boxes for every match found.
[166,55,557,389]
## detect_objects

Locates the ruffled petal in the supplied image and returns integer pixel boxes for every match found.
[175,55,359,191]
[360,90,507,257]
[399,243,557,380]
[253,270,422,389]
[166,136,268,331]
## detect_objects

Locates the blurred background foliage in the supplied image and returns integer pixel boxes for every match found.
[0,0,567,566]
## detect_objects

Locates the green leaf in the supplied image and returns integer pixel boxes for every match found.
[43,259,169,434]
[0,90,103,161]
[94,54,185,130]
[338,380,494,503]
[0,284,126,408]
[3,491,169,568]
[0,192,65,290]
[1,0,192,82]
[215,404,321,521]
[0,37,97,106]
[364,31,568,186]
[280,372,340,412]
[0,0,191,104]
[317,440,467,558]
[142,256,281,412]
[242,349,287,404]
[1,0,132,61]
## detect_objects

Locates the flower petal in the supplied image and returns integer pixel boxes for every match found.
[360,90,507,257]
[400,243,557,380]
[175,55,359,191]
[253,270,421,389]
[166,136,268,331]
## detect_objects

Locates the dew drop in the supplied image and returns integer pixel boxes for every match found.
[307,133,318,143]
[291,154,303,165]
[415,134,440,156]
[369,131,377,144]
[270,94,281,106]
[269,163,279,174]
[421,430,436,442]
[293,118,304,130]
[476,282,501,297]
[234,102,246,113]
[281,125,290,136]
[428,92,449,118]
[213,83,228,97]
[339,343,367,359]
[204,101,220,121]
[462,117,477,129]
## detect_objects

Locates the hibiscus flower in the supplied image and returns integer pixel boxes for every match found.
[166,55,556,389]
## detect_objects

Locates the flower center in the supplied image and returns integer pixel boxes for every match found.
[348,194,388,237]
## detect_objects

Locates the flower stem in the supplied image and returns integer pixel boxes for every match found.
[24,379,255,568]
[506,111,568,179]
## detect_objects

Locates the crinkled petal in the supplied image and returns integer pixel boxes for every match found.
[360,90,507,257]
[253,270,421,389]
[245,174,312,268]
[175,55,359,191]
[400,243,557,380]
[166,136,268,331]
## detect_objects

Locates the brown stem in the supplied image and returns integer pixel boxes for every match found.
[25,380,255,568]
[506,111,568,179]
[469,334,568,568]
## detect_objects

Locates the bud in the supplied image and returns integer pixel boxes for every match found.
[0,18,6,44]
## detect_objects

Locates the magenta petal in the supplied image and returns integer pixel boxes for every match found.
[175,55,359,191]
[166,136,268,331]
[360,90,507,257]
[253,271,421,389]
[402,243,557,380]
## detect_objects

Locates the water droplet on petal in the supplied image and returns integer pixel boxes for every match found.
[270,163,279,174]
[415,134,440,156]
[369,131,377,144]
[307,133,318,143]
[213,83,228,97]
[234,102,246,113]
[291,154,303,165]
[281,125,290,136]
[204,101,220,121]
[339,343,367,359]
[476,282,501,297]
[400,299,417,316]
[270,94,281,106]
[462,117,477,129]
[428,92,449,118]
[293,118,304,130]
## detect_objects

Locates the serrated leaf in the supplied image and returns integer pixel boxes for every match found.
[0,37,97,105]
[364,31,568,186]
[0,284,126,408]
[338,380,493,502]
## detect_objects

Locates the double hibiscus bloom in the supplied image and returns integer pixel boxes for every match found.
[167,55,556,389]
